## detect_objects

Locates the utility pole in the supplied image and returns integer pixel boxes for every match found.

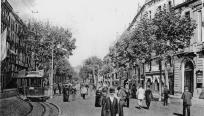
[50,40,54,98]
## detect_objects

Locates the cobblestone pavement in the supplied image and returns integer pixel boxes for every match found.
[49,91,204,116]
[0,97,32,116]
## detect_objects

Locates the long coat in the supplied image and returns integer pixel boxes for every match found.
[101,96,107,116]
[117,89,126,116]
[105,97,118,116]
[63,86,70,102]
[145,89,153,101]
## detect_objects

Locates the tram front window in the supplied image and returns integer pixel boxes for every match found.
[31,79,41,87]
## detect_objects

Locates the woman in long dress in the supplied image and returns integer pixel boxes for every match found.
[136,85,145,109]
[81,86,87,99]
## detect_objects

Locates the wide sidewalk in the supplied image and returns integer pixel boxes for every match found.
[48,91,204,116]
[153,92,204,107]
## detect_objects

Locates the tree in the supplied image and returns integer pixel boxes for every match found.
[79,56,102,84]
[152,9,196,99]
[25,20,76,74]
[55,58,75,83]
[79,65,92,82]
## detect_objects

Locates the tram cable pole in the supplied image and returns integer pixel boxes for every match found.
[50,39,54,98]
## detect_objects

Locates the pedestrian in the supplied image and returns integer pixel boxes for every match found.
[181,86,192,116]
[145,85,153,109]
[136,85,145,109]
[72,86,76,101]
[163,85,170,106]
[117,86,126,116]
[106,87,118,116]
[63,85,70,102]
[81,85,87,99]
[124,83,130,107]
[58,83,62,95]
[131,84,137,99]
[100,87,108,116]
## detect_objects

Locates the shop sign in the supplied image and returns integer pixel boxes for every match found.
[196,70,203,83]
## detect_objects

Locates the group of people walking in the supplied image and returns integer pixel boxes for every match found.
[100,84,192,116]
[99,84,131,116]
[62,84,77,102]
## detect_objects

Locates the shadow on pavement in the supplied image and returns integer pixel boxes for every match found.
[141,106,149,109]
[173,113,183,116]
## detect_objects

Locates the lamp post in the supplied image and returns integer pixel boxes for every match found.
[50,43,67,98]
[49,41,54,98]
[141,59,145,88]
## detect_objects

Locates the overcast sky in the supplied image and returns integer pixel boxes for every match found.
[9,0,145,67]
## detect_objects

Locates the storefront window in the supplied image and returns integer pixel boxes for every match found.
[196,70,203,88]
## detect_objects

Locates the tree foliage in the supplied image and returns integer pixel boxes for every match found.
[26,20,76,72]
[79,56,103,81]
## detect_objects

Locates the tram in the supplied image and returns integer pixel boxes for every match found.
[16,70,50,101]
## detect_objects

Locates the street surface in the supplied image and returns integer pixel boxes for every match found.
[48,90,204,116]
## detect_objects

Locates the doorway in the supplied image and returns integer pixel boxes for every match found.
[184,61,194,94]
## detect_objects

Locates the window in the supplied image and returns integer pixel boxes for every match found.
[163,4,166,10]
[185,11,190,19]
[168,1,172,10]
[158,6,161,11]
[149,11,152,19]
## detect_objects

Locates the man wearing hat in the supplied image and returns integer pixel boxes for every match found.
[181,86,192,116]
[101,87,108,116]
[105,87,119,116]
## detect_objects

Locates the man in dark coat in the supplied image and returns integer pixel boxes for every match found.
[163,85,170,106]
[100,88,108,116]
[63,85,70,102]
[182,86,192,116]
[117,86,126,116]
[145,85,153,109]
[106,87,118,116]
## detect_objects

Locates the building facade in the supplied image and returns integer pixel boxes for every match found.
[172,0,204,98]
[122,0,204,98]
[1,0,32,92]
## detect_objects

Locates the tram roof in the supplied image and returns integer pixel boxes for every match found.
[17,70,44,78]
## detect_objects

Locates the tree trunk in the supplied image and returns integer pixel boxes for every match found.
[164,63,169,89]
[159,59,162,101]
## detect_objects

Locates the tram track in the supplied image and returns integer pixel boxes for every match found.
[27,101,59,116]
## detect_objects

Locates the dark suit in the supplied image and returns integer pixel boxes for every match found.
[105,96,118,116]
[163,88,169,106]
[182,91,192,116]
[145,89,153,109]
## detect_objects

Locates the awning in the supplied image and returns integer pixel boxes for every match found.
[145,76,152,82]
[152,75,165,83]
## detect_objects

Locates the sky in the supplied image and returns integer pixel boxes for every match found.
[8,0,145,67]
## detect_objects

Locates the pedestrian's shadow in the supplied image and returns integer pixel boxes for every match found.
[142,106,148,109]
[135,106,141,109]
[173,113,183,116]
[135,106,148,109]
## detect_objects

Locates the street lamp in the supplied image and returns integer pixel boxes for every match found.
[141,59,145,88]
[49,43,67,98]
